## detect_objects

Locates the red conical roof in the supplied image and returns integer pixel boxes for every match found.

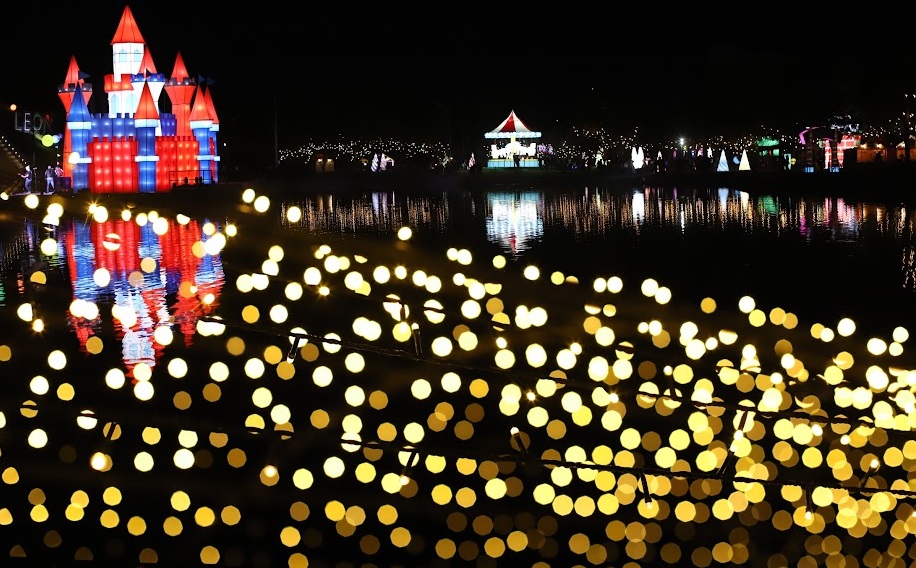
[203,87,219,125]
[134,81,160,121]
[58,56,91,111]
[111,5,145,44]
[171,52,190,81]
[138,48,157,75]
[189,86,212,122]
[63,56,81,88]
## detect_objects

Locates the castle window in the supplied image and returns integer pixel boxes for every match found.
[133,48,142,63]
[117,49,128,63]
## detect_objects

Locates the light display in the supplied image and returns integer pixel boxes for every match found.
[485,110,542,169]
[717,150,729,172]
[631,146,645,170]
[58,6,220,193]
[2,186,916,565]
[739,150,751,171]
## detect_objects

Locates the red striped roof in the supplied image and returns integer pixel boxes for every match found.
[489,110,534,135]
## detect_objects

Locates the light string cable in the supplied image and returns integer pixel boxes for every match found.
[3,398,913,502]
[196,313,915,438]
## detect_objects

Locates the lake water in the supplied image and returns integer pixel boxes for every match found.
[275,184,916,334]
[0,180,913,566]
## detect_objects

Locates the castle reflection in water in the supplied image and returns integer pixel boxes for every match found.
[0,214,225,378]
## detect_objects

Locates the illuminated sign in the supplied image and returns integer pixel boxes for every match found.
[14,111,52,134]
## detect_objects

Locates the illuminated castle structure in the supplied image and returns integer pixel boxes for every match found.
[57,5,220,194]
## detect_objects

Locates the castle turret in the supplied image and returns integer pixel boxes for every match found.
[57,56,93,180]
[163,52,196,137]
[134,81,160,193]
[67,83,93,192]
[131,48,166,120]
[202,87,220,183]
[189,86,214,183]
[106,5,146,117]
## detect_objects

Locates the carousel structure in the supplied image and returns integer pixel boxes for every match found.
[484,110,541,168]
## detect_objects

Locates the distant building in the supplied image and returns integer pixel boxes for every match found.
[58,5,220,193]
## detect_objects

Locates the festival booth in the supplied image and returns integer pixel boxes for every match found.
[485,110,541,168]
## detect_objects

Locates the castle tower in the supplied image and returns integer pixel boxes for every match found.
[134,81,160,193]
[57,56,93,180]
[189,85,214,183]
[202,86,220,182]
[163,52,196,137]
[67,83,93,192]
[106,5,146,117]
[131,48,166,119]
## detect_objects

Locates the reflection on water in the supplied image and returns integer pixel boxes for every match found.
[278,185,916,295]
[485,191,544,254]
[2,182,916,565]
[2,184,916,365]
[1,214,225,377]
[277,186,906,247]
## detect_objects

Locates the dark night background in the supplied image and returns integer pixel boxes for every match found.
[3,1,915,172]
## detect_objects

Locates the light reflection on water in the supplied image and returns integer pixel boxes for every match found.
[0,215,225,377]
[277,184,916,330]
[0,181,915,564]
[278,186,895,249]
[2,183,915,350]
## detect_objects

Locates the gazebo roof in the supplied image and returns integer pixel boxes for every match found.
[485,110,541,139]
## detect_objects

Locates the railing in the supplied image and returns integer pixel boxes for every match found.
[169,169,213,187]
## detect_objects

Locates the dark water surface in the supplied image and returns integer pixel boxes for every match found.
[277,185,916,334]
[0,180,914,567]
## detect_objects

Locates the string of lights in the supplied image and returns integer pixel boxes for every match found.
[2,395,910,502]
[203,242,911,439]
[336,438,911,499]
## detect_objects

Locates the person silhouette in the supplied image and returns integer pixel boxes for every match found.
[18,165,33,193]
[45,165,55,193]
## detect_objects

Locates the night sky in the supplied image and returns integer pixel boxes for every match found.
[3,2,915,168]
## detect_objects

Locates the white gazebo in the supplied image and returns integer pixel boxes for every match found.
[484,110,542,168]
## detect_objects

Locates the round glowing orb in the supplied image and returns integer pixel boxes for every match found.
[16,303,33,322]
[253,195,270,212]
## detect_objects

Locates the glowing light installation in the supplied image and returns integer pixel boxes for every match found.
[631,146,645,170]
[717,150,729,172]
[739,149,751,171]
[484,110,541,168]
[58,6,221,194]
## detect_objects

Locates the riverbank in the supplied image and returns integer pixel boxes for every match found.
[6,164,916,216]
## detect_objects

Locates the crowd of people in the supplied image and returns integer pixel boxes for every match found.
[17,162,64,194]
